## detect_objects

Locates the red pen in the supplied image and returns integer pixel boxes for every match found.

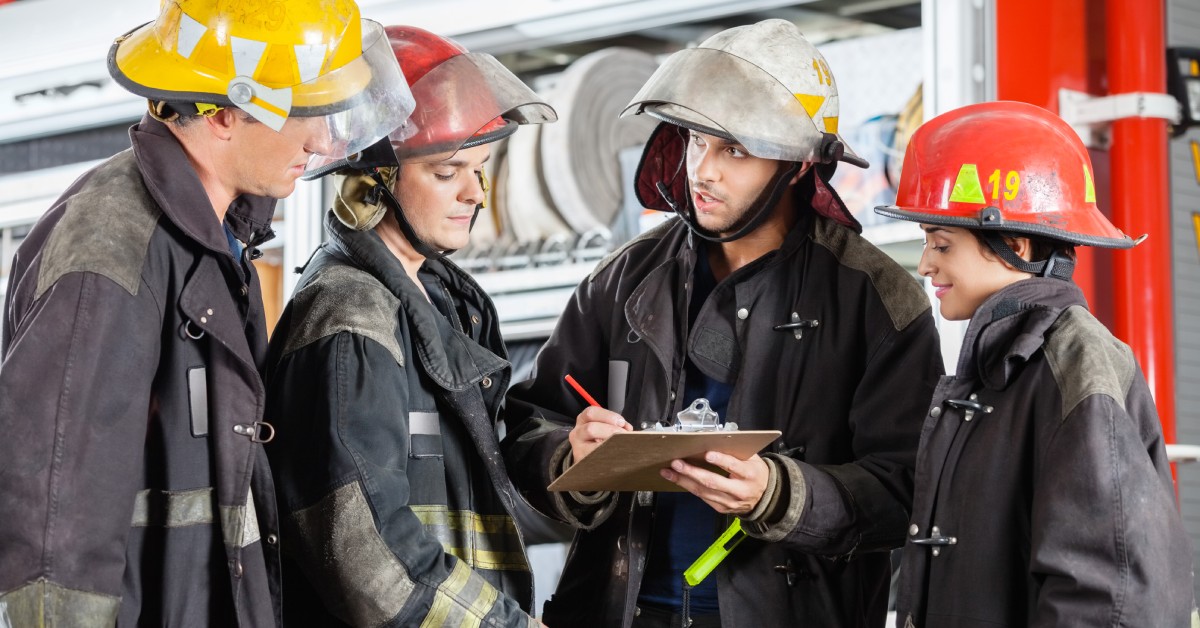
[564,374,601,408]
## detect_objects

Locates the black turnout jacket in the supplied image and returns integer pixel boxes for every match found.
[0,116,281,627]
[264,213,536,627]
[896,278,1196,627]
[504,210,943,627]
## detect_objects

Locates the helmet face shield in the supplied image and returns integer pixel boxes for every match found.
[389,52,556,161]
[297,20,416,169]
[109,0,414,171]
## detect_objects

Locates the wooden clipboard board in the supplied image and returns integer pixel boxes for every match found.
[548,430,781,493]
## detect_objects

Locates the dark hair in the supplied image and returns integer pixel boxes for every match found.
[971,230,1076,263]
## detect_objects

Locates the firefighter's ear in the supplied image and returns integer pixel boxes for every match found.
[203,108,241,141]
[789,162,813,185]
[1005,236,1033,264]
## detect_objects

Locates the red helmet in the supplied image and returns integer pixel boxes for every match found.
[385,26,556,161]
[306,26,556,177]
[875,100,1135,249]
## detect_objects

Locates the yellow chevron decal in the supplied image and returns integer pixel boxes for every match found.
[949,164,986,204]
[794,93,826,118]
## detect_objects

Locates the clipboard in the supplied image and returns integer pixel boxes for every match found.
[548,429,781,493]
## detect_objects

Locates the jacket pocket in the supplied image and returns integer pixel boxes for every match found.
[409,411,443,459]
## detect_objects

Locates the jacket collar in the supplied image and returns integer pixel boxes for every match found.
[323,211,507,391]
[958,278,1089,390]
[129,115,276,251]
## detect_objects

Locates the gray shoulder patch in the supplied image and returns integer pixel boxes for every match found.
[36,150,162,299]
[282,265,404,365]
[810,216,930,331]
[286,482,416,625]
[1043,305,1136,419]
[588,217,679,282]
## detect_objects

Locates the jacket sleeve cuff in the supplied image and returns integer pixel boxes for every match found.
[548,440,617,529]
[741,454,807,542]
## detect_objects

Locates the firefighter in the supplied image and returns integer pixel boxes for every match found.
[502,19,943,627]
[262,26,556,627]
[875,100,1197,627]
[0,0,410,625]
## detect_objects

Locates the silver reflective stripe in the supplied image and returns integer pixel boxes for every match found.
[188,367,209,437]
[131,487,260,548]
[0,578,119,627]
[419,560,498,628]
[607,361,629,415]
[410,411,440,436]
[219,488,262,549]
[410,505,530,571]
[131,487,213,528]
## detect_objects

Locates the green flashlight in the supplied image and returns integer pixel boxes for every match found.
[683,519,747,586]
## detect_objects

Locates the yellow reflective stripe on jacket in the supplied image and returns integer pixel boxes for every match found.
[410,505,529,571]
[420,560,499,628]
[130,487,260,548]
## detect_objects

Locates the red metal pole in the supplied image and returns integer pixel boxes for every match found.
[1106,0,1176,443]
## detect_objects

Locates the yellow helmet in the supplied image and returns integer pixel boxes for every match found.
[109,0,415,163]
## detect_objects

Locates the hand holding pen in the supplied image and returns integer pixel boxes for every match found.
[564,374,633,463]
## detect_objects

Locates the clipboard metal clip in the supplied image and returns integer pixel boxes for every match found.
[649,398,740,433]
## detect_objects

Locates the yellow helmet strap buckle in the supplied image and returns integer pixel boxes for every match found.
[195,103,222,117]
[478,170,490,209]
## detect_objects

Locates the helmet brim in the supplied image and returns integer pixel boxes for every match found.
[873,204,1137,249]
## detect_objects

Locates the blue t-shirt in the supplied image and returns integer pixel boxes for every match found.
[638,247,731,614]
[224,223,244,260]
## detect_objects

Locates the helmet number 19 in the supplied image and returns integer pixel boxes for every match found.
[987,169,1021,202]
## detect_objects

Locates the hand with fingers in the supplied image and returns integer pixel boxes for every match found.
[568,406,633,463]
[660,451,770,515]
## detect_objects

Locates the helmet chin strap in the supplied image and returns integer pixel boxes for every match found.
[658,161,804,244]
[367,170,480,260]
[981,231,1075,281]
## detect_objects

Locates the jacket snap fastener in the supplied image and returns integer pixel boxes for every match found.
[773,558,798,586]
[617,535,627,553]
[200,316,208,324]
[773,313,819,340]
[930,406,942,418]
[240,285,249,296]
[471,315,480,325]
[946,397,992,422]
[233,421,275,443]
[912,525,957,557]
[481,376,492,389]
[737,308,749,320]
[909,524,919,536]
[206,308,213,316]
[233,559,243,578]
[266,533,278,546]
